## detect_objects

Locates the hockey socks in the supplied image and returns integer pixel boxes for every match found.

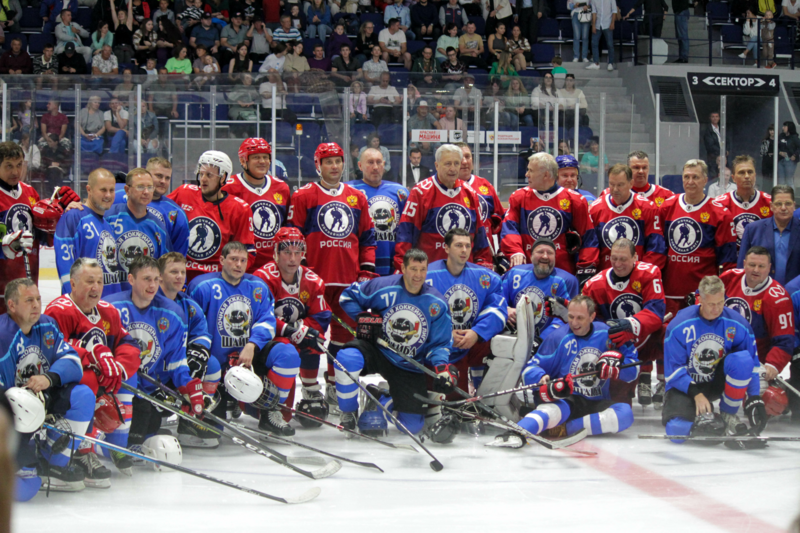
[565,403,633,436]
[517,402,569,435]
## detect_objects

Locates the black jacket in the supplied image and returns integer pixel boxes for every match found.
[57,51,88,74]
[411,1,438,27]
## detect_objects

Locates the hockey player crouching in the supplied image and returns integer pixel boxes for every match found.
[335,248,455,437]
[490,295,639,448]
[188,241,301,437]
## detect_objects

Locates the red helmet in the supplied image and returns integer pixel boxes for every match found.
[32,199,64,234]
[273,227,307,260]
[314,142,344,173]
[763,385,789,417]
[238,137,272,163]
[93,393,125,434]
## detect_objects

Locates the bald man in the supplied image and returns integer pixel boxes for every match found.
[55,168,125,296]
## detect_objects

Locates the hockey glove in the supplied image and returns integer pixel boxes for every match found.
[434,364,459,394]
[744,395,768,435]
[356,270,380,283]
[290,324,325,352]
[356,312,383,343]
[179,378,205,417]
[565,230,581,255]
[228,351,240,368]
[607,318,637,347]
[576,266,596,288]
[545,296,570,322]
[538,375,574,402]
[596,351,624,380]
[685,292,696,306]
[2,230,33,259]
[55,185,81,209]
[186,343,210,381]
[90,345,124,393]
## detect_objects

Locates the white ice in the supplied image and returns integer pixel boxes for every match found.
[13,280,800,533]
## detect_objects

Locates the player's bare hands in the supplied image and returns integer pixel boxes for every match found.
[65,201,84,212]
[453,329,479,350]
[510,253,525,267]
[537,375,550,386]
[694,392,712,415]
[238,343,256,368]
[25,375,50,393]
[507,307,517,326]
[764,364,778,381]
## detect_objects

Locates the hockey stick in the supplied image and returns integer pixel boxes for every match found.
[638,434,800,442]
[22,250,30,279]
[280,405,419,453]
[227,421,385,473]
[42,423,321,504]
[124,380,341,480]
[775,375,800,399]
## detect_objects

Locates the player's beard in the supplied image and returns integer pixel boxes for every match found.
[534,261,554,278]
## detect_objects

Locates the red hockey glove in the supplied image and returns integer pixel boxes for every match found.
[228,351,240,368]
[2,230,33,259]
[596,351,624,380]
[356,312,383,343]
[607,319,636,347]
[179,379,205,417]
[545,297,569,321]
[356,270,380,283]
[538,375,574,402]
[89,345,124,393]
[55,186,81,209]
[434,364,459,394]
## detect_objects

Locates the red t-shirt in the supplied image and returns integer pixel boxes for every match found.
[41,112,68,138]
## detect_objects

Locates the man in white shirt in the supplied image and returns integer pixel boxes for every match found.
[378,18,412,69]
[104,97,129,154]
[259,42,287,73]
[368,71,402,126]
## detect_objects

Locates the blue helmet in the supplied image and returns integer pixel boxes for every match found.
[556,155,580,169]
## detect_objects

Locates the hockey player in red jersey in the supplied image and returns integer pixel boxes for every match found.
[582,239,666,406]
[168,150,255,281]
[500,152,598,283]
[590,164,666,271]
[713,155,771,252]
[660,159,737,319]
[394,144,493,272]
[455,142,505,246]
[254,228,332,426]
[626,151,674,208]
[721,246,794,383]
[222,138,291,273]
[286,142,376,411]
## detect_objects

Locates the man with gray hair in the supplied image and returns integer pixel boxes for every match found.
[500,151,598,285]
[393,143,492,271]
[662,275,766,448]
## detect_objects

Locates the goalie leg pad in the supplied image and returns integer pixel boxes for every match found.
[479,334,529,418]
[518,401,569,435]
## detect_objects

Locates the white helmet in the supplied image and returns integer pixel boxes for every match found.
[5,387,45,433]
[224,366,263,404]
[143,435,183,472]
[196,150,233,183]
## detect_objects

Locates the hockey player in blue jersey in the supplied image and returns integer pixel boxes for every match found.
[489,295,639,448]
[105,169,172,289]
[349,147,409,276]
[54,168,125,296]
[0,279,94,495]
[662,275,767,447]
[188,241,300,437]
[146,158,190,256]
[336,248,454,437]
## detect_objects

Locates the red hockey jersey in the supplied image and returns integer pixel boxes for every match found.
[394,176,493,272]
[222,173,291,272]
[466,174,505,236]
[287,182,376,286]
[660,194,737,299]
[601,183,675,209]
[0,183,40,313]
[582,261,666,348]
[167,185,255,279]
[590,193,666,271]
[500,184,598,274]
[714,190,772,249]
[44,295,141,393]
[720,269,794,371]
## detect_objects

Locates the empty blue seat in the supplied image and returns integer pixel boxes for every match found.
[662,174,684,194]
[531,43,555,63]
[76,7,92,28]
[29,33,55,54]
[538,18,560,40]
[351,123,375,147]
[377,123,403,147]
[706,2,729,24]
[20,7,39,28]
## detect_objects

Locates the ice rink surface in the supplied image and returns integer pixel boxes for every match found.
[13,281,800,533]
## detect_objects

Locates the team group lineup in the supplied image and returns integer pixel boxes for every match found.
[0,132,798,502]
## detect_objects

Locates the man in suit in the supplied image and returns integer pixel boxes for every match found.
[739,185,800,287]
[407,147,432,184]
[702,111,732,178]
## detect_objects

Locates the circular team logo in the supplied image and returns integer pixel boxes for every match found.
[733,213,759,245]
[445,284,478,328]
[96,230,118,272]
[368,195,399,241]
[14,345,50,387]
[275,296,304,324]
[668,217,703,254]
[477,195,489,224]
[127,322,161,372]
[435,204,470,237]
[689,333,725,382]
[317,202,354,239]
[610,293,642,319]
[514,285,546,327]
[77,327,108,352]
[218,295,252,348]
[568,346,603,397]
[188,217,223,260]
[601,217,640,249]
[725,297,751,323]
[526,207,564,239]
[382,303,428,356]
[5,204,32,234]
[251,200,282,240]
[116,231,155,273]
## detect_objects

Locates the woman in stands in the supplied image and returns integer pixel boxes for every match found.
[559,74,588,127]
[506,25,531,71]
[506,77,533,127]
[229,43,253,74]
[111,0,134,64]
[436,22,459,62]
[489,50,518,89]
[92,21,114,57]
[355,20,379,63]
[487,22,508,61]
[568,0,591,62]
[531,72,559,127]
[132,18,157,66]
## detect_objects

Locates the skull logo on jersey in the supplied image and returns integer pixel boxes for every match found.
[5,204,33,234]
[382,304,428,357]
[14,345,50,387]
[568,346,603,398]
[127,322,161,372]
[513,285,546,328]
[95,230,120,284]
[317,202,354,239]
[435,204,471,237]
[601,217,640,249]
[610,293,642,319]
[188,217,223,260]
[116,231,156,273]
[275,297,304,325]
[218,295,252,348]
[668,217,703,255]
[368,195,399,242]
[251,200,282,240]
[526,207,564,240]
[689,333,725,383]
[724,297,752,322]
[733,213,759,246]
[445,284,478,329]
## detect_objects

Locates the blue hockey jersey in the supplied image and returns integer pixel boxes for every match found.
[0,314,83,388]
[502,265,578,338]
[113,183,126,204]
[425,259,506,362]
[522,322,639,401]
[784,276,800,349]
[106,291,190,393]
[347,179,409,276]
[105,204,172,287]
[147,196,190,256]
[187,273,277,365]
[159,289,213,350]
[53,207,125,296]
[663,306,759,397]
[340,275,452,371]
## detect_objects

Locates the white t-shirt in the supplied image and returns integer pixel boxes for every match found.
[783,0,800,15]
[378,27,406,51]
[103,108,129,126]
[368,85,400,107]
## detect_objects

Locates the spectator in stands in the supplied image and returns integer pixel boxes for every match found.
[407,147,432,183]
[143,56,158,76]
[177,0,203,33]
[228,73,259,137]
[782,0,800,22]
[153,0,174,22]
[39,100,71,150]
[672,0,689,63]
[441,46,466,90]
[219,11,249,65]
[13,100,36,141]
[379,17,412,69]
[41,0,77,34]
[412,0,440,40]
[560,74,588,127]
[762,10,776,68]
[205,0,229,23]
[739,10,760,63]
[92,44,119,75]
[458,20,487,69]
[20,134,41,178]
[359,133,392,174]
[507,24,531,70]
[92,21,115,56]
[258,70,292,122]
[707,165,734,197]
[580,136,608,174]
[33,43,59,75]
[489,50,518,88]
[506,77,532,126]
[260,41,287,72]
[306,0,332,42]
[484,78,516,127]
[233,0,262,23]
[531,72,558,124]
[761,124,775,181]
[190,12,220,55]
[368,71,401,126]
[308,42,332,70]
[192,43,219,71]
[133,18,157,65]
[0,37,32,74]
[568,0,591,62]
[327,20,354,58]
[137,99,160,154]
[355,20,379,62]
[435,22,459,62]
[410,46,440,88]
[273,13,302,46]
[165,43,192,72]
[348,80,368,122]
[58,41,88,73]
[488,22,508,61]
[587,0,617,70]
[558,140,572,155]
[331,43,361,82]
[191,49,218,87]
[155,16,182,63]
[79,95,106,155]
[103,96,129,154]
[283,40,310,76]
[131,0,150,27]
[362,43,388,84]
[624,0,667,38]
[408,99,441,137]
[246,20,272,62]
[56,9,92,63]
[288,5,307,36]
[111,0,134,63]
[148,68,179,141]
[385,0,414,39]
[229,42,252,73]
[453,72,483,120]
[778,121,800,185]
[440,0,468,30]
[517,0,546,46]
[112,68,135,104]
[348,143,362,180]
[702,111,731,177]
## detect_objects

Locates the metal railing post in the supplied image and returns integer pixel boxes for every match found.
[1,80,6,142]
[403,88,408,188]
[655,92,661,185]
[210,86,217,148]
[493,100,499,190]
[74,84,81,191]
[271,85,277,177]
[473,93,481,171]
[774,96,779,187]
[136,84,142,168]
[599,93,606,192]
[720,95,727,178]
